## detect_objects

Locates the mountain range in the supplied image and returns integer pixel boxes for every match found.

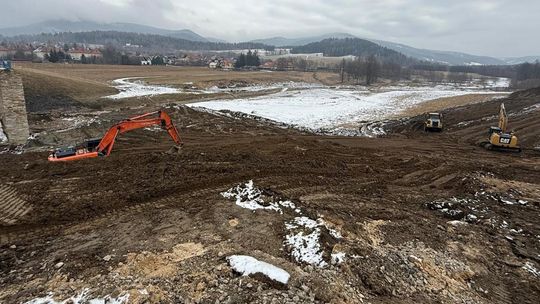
[1,20,537,65]
[0,20,225,43]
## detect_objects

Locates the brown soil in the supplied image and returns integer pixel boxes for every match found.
[0,67,539,304]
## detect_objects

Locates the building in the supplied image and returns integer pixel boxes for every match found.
[221,60,234,70]
[0,48,12,59]
[260,61,276,70]
[68,49,103,61]
[140,57,152,65]
[32,47,49,61]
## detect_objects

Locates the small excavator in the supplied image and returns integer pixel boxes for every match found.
[481,103,521,152]
[48,110,181,162]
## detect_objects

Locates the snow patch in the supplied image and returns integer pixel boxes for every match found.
[222,181,345,268]
[221,180,282,212]
[25,289,129,304]
[331,252,346,265]
[227,255,290,284]
[106,77,181,99]
[0,122,7,143]
[523,262,540,278]
[284,216,341,267]
[188,83,508,131]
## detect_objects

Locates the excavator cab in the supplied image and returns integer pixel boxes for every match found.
[52,146,78,158]
[50,138,103,159]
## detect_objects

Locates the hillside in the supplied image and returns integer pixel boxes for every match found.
[291,38,415,65]
[0,20,210,42]
[5,31,272,52]
[251,33,356,47]
[370,39,506,65]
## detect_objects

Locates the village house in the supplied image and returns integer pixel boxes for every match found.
[0,47,12,59]
[140,57,152,65]
[68,49,103,61]
[221,59,234,70]
[32,47,50,61]
[260,61,276,70]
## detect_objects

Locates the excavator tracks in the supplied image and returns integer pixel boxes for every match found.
[0,185,32,226]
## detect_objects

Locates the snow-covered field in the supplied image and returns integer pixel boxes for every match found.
[188,80,509,131]
[106,77,181,99]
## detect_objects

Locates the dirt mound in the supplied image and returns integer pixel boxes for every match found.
[1,83,540,303]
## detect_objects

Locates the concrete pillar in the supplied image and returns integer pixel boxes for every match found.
[0,71,30,145]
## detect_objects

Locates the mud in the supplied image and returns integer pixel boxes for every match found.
[1,80,539,303]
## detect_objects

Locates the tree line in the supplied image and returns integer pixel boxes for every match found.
[511,61,540,89]
[235,50,260,68]
[291,38,417,66]
[4,31,274,53]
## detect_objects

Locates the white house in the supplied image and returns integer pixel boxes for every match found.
[32,47,49,60]
[141,57,152,65]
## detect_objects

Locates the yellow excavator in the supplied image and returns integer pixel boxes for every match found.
[481,103,521,152]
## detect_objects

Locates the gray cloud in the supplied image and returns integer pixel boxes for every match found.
[0,0,538,57]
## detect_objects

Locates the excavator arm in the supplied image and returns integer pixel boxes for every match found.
[48,110,181,162]
[498,103,508,132]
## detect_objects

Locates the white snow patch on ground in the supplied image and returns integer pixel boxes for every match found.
[222,181,344,268]
[0,122,7,143]
[188,84,506,130]
[285,217,328,267]
[221,180,282,212]
[523,262,540,278]
[331,252,347,265]
[25,289,129,304]
[202,82,321,94]
[106,77,181,99]
[228,255,290,284]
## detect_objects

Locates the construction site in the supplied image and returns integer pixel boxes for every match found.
[0,63,539,304]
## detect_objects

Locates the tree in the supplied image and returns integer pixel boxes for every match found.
[275,58,290,71]
[340,59,346,83]
[101,44,121,64]
[235,53,246,68]
[151,56,165,65]
[13,49,26,60]
[365,55,380,85]
[46,50,59,63]
[81,54,87,64]
[293,58,307,71]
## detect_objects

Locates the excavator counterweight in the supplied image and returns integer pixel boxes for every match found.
[48,111,181,162]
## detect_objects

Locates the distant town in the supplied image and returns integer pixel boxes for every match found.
[0,41,328,71]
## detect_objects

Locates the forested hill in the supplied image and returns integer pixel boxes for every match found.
[5,31,273,51]
[291,38,416,65]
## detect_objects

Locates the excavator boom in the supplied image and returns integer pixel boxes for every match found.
[48,110,181,162]
[498,103,508,132]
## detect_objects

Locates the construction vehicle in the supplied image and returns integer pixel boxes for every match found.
[424,112,443,132]
[0,60,12,71]
[48,111,181,162]
[480,103,521,152]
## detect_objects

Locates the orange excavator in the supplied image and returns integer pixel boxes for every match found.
[48,111,181,162]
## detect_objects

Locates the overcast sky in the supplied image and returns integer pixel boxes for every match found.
[1,0,538,57]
